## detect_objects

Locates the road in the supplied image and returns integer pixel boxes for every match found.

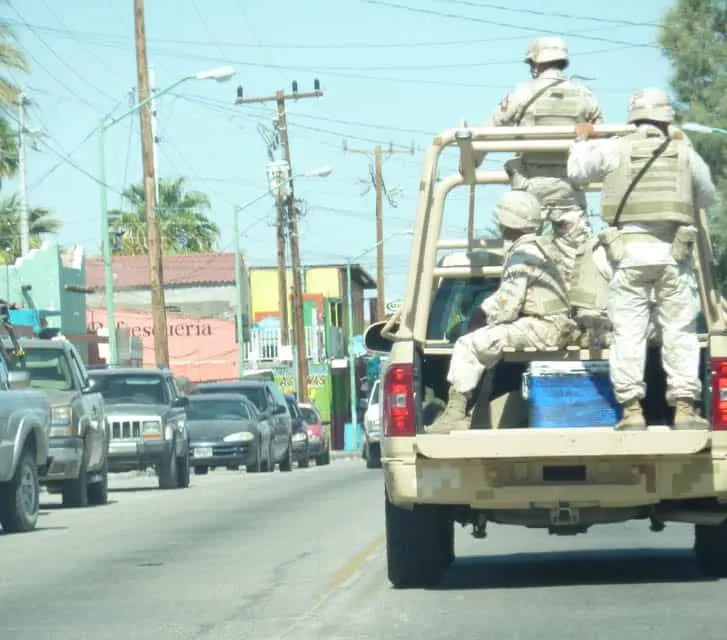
[1,459,725,640]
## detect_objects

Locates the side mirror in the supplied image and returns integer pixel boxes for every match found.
[174,396,189,408]
[364,320,396,354]
[274,404,287,415]
[8,369,31,389]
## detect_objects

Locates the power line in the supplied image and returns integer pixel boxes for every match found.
[363,0,660,49]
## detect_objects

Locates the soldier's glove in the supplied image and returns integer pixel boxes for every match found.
[468,308,488,331]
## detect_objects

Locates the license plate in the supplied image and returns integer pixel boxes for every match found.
[194,447,213,458]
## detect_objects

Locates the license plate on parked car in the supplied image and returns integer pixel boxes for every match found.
[194,447,213,458]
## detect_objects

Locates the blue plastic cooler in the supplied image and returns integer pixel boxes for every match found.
[524,361,622,428]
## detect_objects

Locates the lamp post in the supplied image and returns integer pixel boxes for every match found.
[682,122,727,135]
[233,166,332,378]
[345,229,413,438]
[99,66,235,367]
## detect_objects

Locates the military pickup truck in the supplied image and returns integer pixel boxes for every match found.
[0,312,53,533]
[7,338,109,508]
[87,367,190,490]
[365,123,727,588]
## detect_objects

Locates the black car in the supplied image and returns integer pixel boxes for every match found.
[192,379,293,472]
[285,393,310,468]
[185,393,273,474]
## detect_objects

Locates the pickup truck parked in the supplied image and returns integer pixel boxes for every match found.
[366,123,727,588]
[8,338,109,508]
[0,314,53,533]
[87,367,190,490]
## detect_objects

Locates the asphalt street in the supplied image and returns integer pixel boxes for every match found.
[2,457,727,640]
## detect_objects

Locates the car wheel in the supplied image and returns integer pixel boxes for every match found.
[316,450,331,466]
[246,437,264,473]
[62,450,89,508]
[366,442,382,469]
[265,439,275,473]
[298,456,310,469]
[279,440,293,472]
[157,441,179,490]
[695,521,727,577]
[0,448,40,533]
[176,447,191,488]
[194,465,209,475]
[88,459,109,506]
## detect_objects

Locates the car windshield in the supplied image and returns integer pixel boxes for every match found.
[199,385,266,412]
[91,374,168,404]
[187,399,247,421]
[427,276,500,342]
[11,348,74,391]
[299,407,319,424]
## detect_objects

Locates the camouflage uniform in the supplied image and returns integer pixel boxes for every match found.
[567,88,717,430]
[429,191,576,434]
[481,37,603,289]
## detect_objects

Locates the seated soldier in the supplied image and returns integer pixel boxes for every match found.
[428,190,577,434]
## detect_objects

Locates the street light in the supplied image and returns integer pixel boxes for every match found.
[681,122,727,135]
[99,66,236,366]
[345,228,413,439]
[233,166,333,378]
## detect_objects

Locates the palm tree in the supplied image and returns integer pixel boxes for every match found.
[0,23,28,108]
[109,177,220,255]
[0,116,17,182]
[0,194,61,263]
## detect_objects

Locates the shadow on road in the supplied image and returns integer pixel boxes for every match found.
[39,500,119,510]
[430,548,713,590]
[0,524,68,535]
[109,486,158,493]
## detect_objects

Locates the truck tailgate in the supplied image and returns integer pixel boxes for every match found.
[414,427,711,460]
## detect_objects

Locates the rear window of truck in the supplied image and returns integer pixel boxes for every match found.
[427,277,500,342]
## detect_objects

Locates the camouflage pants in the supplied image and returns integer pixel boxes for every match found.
[447,315,577,395]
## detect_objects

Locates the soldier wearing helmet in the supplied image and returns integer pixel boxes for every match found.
[468,36,603,292]
[428,191,577,433]
[567,88,717,431]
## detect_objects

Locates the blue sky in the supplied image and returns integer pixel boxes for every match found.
[2,0,675,300]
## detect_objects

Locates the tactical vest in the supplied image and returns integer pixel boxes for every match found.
[600,128,694,226]
[507,235,571,318]
[518,77,592,167]
[569,237,610,313]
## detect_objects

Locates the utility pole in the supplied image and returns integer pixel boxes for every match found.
[236,81,323,402]
[269,161,290,344]
[149,65,160,206]
[17,92,30,258]
[344,142,414,319]
[134,0,169,367]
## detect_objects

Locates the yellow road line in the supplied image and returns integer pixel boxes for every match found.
[325,532,386,594]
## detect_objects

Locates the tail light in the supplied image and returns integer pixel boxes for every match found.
[711,357,727,430]
[383,363,415,437]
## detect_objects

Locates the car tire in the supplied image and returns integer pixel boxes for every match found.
[695,522,727,577]
[157,441,179,490]
[385,491,447,589]
[194,465,209,475]
[176,447,191,488]
[316,450,331,466]
[264,440,275,473]
[365,443,381,469]
[246,437,264,473]
[62,452,89,508]
[88,459,109,506]
[279,440,293,472]
[0,448,40,533]
[298,457,310,469]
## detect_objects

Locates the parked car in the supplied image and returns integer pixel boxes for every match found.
[186,393,273,474]
[362,378,382,469]
[285,394,310,468]
[8,338,110,507]
[298,402,330,466]
[87,368,190,490]
[193,379,293,472]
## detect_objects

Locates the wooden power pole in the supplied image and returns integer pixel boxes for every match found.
[344,143,414,319]
[236,82,322,402]
[134,0,169,367]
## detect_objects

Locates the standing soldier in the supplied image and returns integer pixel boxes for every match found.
[469,36,603,287]
[567,88,717,430]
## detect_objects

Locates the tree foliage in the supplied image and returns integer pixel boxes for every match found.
[659,0,727,288]
[109,177,220,256]
[0,194,61,263]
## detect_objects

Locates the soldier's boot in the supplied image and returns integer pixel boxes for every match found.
[615,399,646,431]
[673,398,709,430]
[426,387,471,434]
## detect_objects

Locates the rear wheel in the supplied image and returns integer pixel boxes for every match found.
[366,442,381,469]
[176,448,191,488]
[194,465,209,475]
[62,453,89,508]
[0,449,39,533]
[298,457,310,469]
[279,440,293,472]
[157,442,179,490]
[694,522,727,577]
[316,450,331,466]
[385,492,449,588]
[87,459,109,506]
